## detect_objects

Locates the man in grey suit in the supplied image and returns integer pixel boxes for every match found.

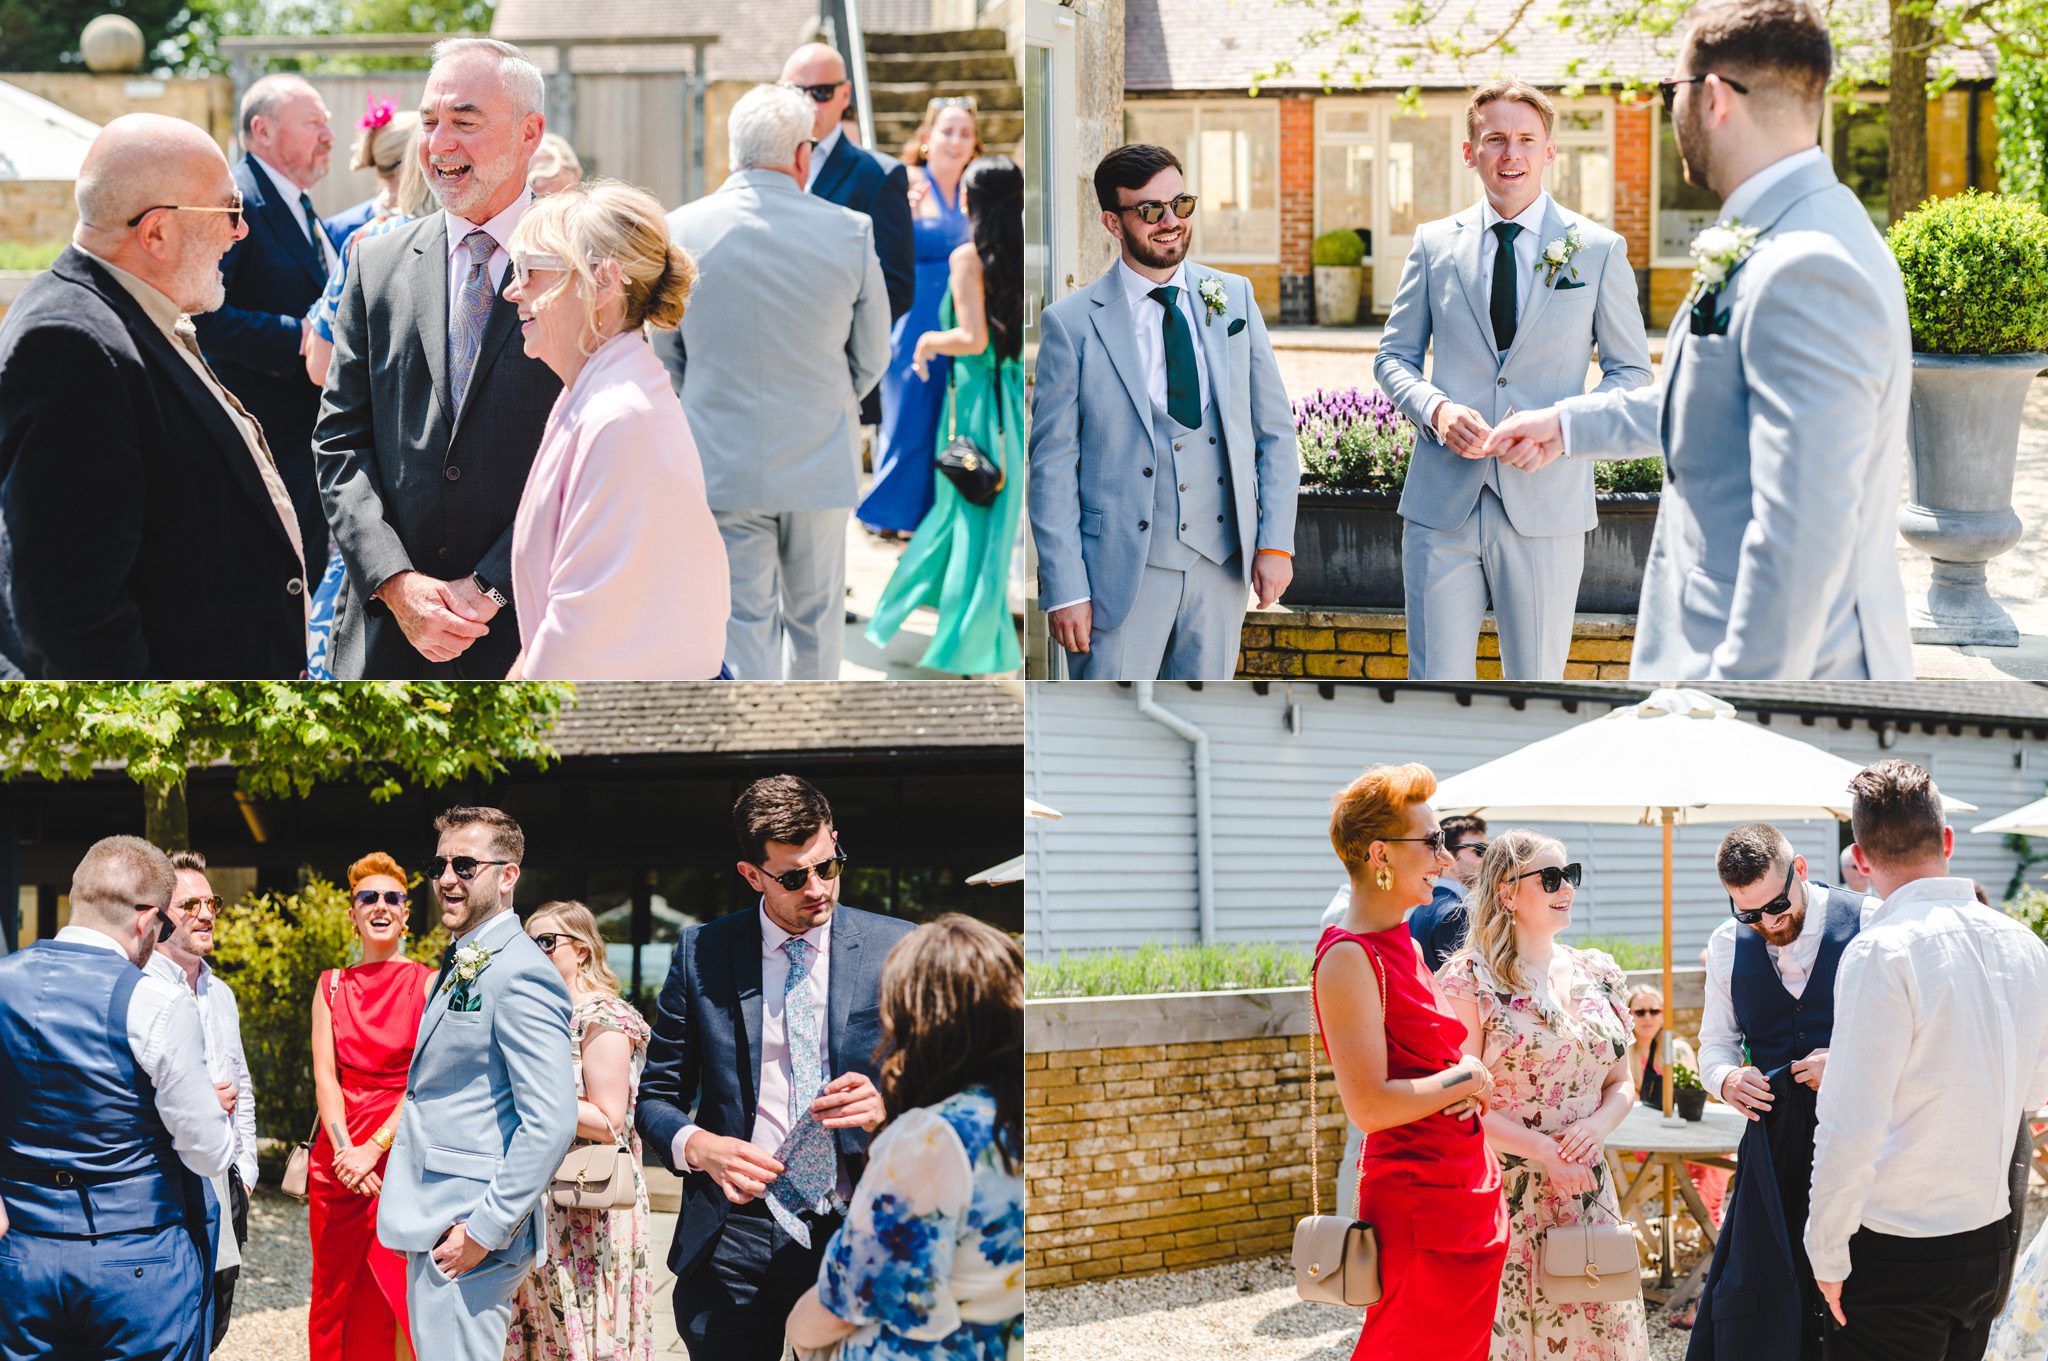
[1029,143,1300,680]
[1487,0,1913,679]
[656,84,891,680]
[1375,82,1652,679]
[376,805,575,1359]
[316,38,562,679]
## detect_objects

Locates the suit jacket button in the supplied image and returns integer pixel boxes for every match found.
[1142,468,1153,477]
[1179,522,1188,531]
[1138,520,1149,531]
[286,578,304,596]
[1497,377,1507,387]
[445,466,461,481]
[1216,515,1225,522]
[1174,440,1184,451]
[437,547,450,559]
[1217,476,1225,485]
[1209,436,1217,445]
[1179,483,1188,492]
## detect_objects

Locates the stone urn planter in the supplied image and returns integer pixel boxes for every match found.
[1312,229,1365,327]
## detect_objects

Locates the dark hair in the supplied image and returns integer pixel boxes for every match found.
[1683,0,1833,106]
[1716,822,1792,889]
[1093,142,1184,213]
[1441,814,1487,848]
[167,849,209,873]
[1849,759,1946,868]
[733,775,835,864]
[872,915,1022,1173]
[433,806,526,864]
[963,155,1023,363]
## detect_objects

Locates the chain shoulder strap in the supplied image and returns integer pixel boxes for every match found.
[1309,937,1385,1218]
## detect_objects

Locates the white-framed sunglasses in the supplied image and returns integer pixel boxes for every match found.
[510,250,610,288]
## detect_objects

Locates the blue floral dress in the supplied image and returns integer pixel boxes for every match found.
[817,1085,1023,1360]
[1988,1214,2048,1360]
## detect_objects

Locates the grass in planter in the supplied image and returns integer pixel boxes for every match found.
[1569,934,1667,971]
[0,241,64,271]
[1027,940,1314,998]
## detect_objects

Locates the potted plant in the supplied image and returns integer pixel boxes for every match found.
[1886,191,2048,646]
[1670,1062,1707,1122]
[1312,229,1366,326]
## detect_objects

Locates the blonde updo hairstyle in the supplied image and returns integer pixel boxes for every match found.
[508,179,698,355]
[351,109,420,177]
[1329,762,1437,879]
[526,899,623,997]
[1449,829,1566,994]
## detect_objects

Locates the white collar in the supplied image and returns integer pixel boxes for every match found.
[1480,191,1551,236]
[144,949,211,993]
[1119,257,1191,307]
[251,153,312,209]
[456,906,520,949]
[1869,874,1979,924]
[758,901,831,959]
[1721,146,1827,225]
[55,924,131,956]
[808,126,844,187]
[444,191,533,262]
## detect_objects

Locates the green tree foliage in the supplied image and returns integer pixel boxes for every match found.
[0,0,188,72]
[154,0,495,76]
[1995,50,2048,213]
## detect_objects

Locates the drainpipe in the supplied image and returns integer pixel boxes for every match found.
[1134,682,1215,945]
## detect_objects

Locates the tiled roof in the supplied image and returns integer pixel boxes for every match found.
[1392,681,2048,726]
[547,682,1024,758]
[1124,0,1995,92]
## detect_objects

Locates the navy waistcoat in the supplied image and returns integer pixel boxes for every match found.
[1731,883,1860,1073]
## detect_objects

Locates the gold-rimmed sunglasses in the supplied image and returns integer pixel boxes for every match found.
[125,196,245,230]
[1116,194,1197,226]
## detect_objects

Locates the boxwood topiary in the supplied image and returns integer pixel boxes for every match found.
[1885,190,2048,354]
[1312,228,1366,268]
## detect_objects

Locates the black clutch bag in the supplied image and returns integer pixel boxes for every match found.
[936,355,1006,508]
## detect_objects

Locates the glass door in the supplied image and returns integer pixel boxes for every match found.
[1375,108,1458,311]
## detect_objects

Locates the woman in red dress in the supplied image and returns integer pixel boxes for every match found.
[308,852,434,1361]
[1315,763,1510,1361]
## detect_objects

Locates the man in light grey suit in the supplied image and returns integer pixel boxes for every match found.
[1487,0,1912,679]
[1375,82,1652,679]
[376,806,575,1359]
[1029,143,1300,680]
[655,84,891,680]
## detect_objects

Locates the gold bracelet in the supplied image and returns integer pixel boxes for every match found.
[371,1127,395,1151]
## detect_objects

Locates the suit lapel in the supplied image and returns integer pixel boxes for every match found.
[810,135,857,203]
[826,909,861,1073]
[243,157,327,290]
[411,215,454,430]
[1452,208,1496,352]
[733,917,764,1117]
[1086,267,1157,443]
[1189,264,1230,422]
[1500,199,1567,369]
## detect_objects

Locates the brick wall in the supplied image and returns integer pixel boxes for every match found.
[1279,93,1316,324]
[1612,95,1653,271]
[1235,609,1636,679]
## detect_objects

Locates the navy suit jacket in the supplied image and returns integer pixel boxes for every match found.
[326,197,378,246]
[1407,882,1470,974]
[636,902,915,1280]
[194,156,336,566]
[810,135,915,426]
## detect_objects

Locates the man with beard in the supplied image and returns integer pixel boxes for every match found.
[375,806,575,1359]
[1484,0,1911,680]
[0,113,310,677]
[1028,143,1299,679]
[316,37,561,679]
[143,851,258,1355]
[1685,823,1879,1358]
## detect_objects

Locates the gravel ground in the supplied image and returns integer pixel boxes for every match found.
[217,1187,312,1361]
[1027,1184,2048,1360]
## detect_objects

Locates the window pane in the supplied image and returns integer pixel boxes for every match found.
[1831,99,1888,228]
[1323,106,1374,138]
[1196,106,1279,256]
[1657,113,1721,259]
[1553,144,1613,225]
[1125,105,1195,175]
[1386,112,1453,235]
[1317,139,1375,251]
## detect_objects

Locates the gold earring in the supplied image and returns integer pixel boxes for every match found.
[919,143,930,159]
[1374,865,1393,891]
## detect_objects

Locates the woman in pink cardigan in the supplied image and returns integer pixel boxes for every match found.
[502,181,729,678]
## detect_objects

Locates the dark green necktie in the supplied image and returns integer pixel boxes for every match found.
[1148,285,1202,429]
[298,192,325,257]
[1490,221,1522,352]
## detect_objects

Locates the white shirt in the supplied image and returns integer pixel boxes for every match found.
[1804,877,2048,1282]
[443,192,532,336]
[1119,257,1211,420]
[53,927,236,1181]
[1424,192,1551,435]
[250,153,337,271]
[805,126,844,191]
[1697,879,1880,1102]
[1720,146,1828,227]
[143,952,259,1191]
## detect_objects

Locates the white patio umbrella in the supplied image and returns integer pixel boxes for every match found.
[1432,686,1975,1117]
[1027,798,1063,820]
[1971,794,2048,837]
[968,855,1025,885]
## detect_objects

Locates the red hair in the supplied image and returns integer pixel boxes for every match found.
[348,851,406,889]
[1329,763,1437,874]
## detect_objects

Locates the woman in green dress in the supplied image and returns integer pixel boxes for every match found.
[865,155,1025,675]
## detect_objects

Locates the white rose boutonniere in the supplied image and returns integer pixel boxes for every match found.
[1688,221,1762,296]
[1540,225,1587,286]
[443,942,497,1011]
[1197,277,1228,326]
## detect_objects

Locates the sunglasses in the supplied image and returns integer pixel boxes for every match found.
[1508,862,1583,893]
[929,95,979,112]
[126,196,245,230]
[1658,72,1749,113]
[757,849,850,893]
[1454,840,1489,858]
[174,895,226,915]
[1631,1007,1663,1018]
[1381,830,1447,854]
[1116,193,1198,225]
[532,932,580,956]
[354,889,407,909]
[1728,862,1797,925]
[135,903,177,943]
[786,80,847,103]
[427,855,512,881]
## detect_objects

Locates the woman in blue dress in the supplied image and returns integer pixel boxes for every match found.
[786,915,1023,1361]
[856,99,982,536]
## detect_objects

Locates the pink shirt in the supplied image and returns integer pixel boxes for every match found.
[510,330,730,678]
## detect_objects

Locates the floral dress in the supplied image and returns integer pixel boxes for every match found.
[1987,1215,2048,1360]
[505,992,655,1361]
[1439,947,1650,1361]
[818,1084,1024,1361]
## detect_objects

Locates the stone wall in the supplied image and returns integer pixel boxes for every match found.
[1072,0,1125,285]
[1236,609,1636,679]
[4,72,234,147]
[0,181,78,253]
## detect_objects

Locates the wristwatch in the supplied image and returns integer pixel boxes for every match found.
[470,572,509,609]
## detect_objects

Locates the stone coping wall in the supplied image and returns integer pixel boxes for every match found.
[1237,609,1638,680]
[1026,966,1706,1287]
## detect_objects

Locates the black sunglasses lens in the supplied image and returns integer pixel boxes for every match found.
[430,856,480,880]
[534,934,557,953]
[157,912,177,943]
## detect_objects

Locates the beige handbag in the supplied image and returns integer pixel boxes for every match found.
[1291,946,1383,1308]
[1536,1185,1639,1304]
[551,1122,639,1210]
[283,969,341,1201]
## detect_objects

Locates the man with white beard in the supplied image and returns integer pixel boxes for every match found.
[0,112,310,677]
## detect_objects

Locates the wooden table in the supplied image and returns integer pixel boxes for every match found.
[1605,1104,1746,1314]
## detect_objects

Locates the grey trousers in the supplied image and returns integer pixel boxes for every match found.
[405,1244,527,1360]
[1067,553,1246,680]
[714,507,850,680]
[1402,486,1584,680]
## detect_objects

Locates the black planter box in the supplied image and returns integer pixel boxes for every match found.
[1287,485,1661,614]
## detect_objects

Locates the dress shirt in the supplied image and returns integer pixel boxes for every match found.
[1423,192,1551,433]
[251,153,338,271]
[1119,257,1211,420]
[1697,879,1879,1101]
[143,952,259,1191]
[81,247,308,581]
[674,905,849,1197]
[443,192,531,337]
[53,927,236,1180]
[805,126,844,191]
[1805,877,2048,1282]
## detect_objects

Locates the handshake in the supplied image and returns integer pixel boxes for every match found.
[1432,401,1566,472]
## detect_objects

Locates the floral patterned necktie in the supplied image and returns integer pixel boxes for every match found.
[449,228,497,414]
[766,935,837,1246]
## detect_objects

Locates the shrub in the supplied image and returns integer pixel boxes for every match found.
[0,241,64,272]
[1885,191,2048,354]
[2009,884,2048,954]
[1026,941,1315,998]
[1995,54,2048,215]
[1294,386,1413,490]
[1593,457,1665,494]
[208,875,450,1144]
[1312,229,1366,268]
